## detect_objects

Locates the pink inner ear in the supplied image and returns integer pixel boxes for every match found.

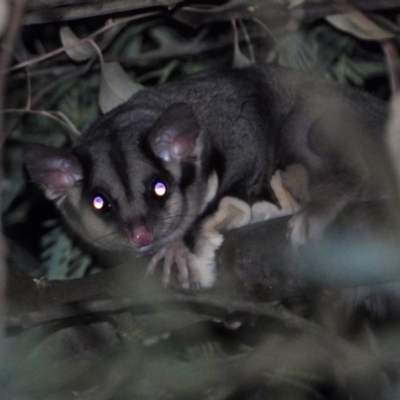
[39,169,80,191]
[24,144,83,202]
[148,102,200,163]
[171,134,196,160]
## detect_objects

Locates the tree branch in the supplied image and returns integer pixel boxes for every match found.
[22,0,400,26]
[23,0,177,25]
[6,200,400,328]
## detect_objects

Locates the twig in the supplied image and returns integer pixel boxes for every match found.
[174,0,400,28]
[381,39,400,94]
[31,60,94,107]
[293,0,400,23]
[23,0,400,26]
[24,0,172,25]
[3,109,81,138]
[6,288,381,380]
[6,290,280,329]
[27,0,99,12]
[9,11,161,73]
[108,31,268,68]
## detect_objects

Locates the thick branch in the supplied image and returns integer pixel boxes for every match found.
[174,0,400,27]
[24,0,177,25]
[23,0,400,26]
[219,201,400,294]
[6,200,400,328]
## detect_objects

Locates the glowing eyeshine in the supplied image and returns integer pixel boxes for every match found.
[153,181,167,197]
[93,196,105,210]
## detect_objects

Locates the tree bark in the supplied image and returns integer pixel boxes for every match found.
[23,0,400,26]
[6,200,400,327]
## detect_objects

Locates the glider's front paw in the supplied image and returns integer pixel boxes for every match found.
[147,240,217,289]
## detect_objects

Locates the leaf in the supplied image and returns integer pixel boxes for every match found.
[149,26,186,47]
[326,11,395,41]
[41,219,92,279]
[99,61,143,113]
[97,19,127,51]
[158,59,179,84]
[288,0,305,7]
[59,26,96,62]
[107,20,156,56]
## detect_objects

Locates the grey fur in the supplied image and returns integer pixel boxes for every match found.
[24,64,389,288]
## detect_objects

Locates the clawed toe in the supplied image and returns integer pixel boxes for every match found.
[146,241,214,289]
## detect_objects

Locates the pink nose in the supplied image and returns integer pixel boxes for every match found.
[129,222,153,248]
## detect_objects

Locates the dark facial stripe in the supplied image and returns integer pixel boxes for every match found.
[139,131,196,195]
[138,132,166,170]
[74,150,94,193]
[179,163,196,191]
[108,135,133,199]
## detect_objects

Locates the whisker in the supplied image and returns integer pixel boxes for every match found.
[91,230,120,245]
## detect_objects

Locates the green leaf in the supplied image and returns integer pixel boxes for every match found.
[99,61,143,113]
[41,219,92,279]
[326,11,395,41]
[59,26,96,62]
[149,26,186,47]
